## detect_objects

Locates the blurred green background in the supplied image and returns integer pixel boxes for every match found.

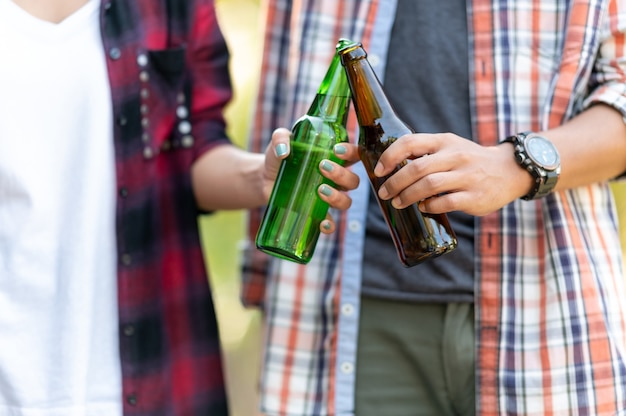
[203,2,626,415]
[201,1,263,415]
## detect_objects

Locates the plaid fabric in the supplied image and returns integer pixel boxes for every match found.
[243,0,626,415]
[102,0,232,414]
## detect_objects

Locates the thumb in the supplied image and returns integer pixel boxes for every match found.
[271,127,291,159]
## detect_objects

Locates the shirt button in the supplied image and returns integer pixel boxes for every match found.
[178,120,191,135]
[126,394,137,406]
[181,135,194,148]
[118,187,128,198]
[348,220,361,233]
[121,254,132,266]
[143,147,154,159]
[117,115,127,126]
[176,105,188,119]
[109,47,121,60]
[123,325,135,336]
[340,362,354,374]
[341,303,354,316]
[137,54,148,67]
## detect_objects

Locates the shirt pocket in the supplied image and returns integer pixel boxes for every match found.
[138,46,193,159]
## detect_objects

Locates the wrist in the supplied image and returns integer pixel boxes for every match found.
[498,141,535,200]
[503,132,561,200]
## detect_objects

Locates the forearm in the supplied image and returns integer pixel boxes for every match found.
[191,144,266,211]
[546,104,626,192]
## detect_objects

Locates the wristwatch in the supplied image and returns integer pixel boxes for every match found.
[503,132,561,200]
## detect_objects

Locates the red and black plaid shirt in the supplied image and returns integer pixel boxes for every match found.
[101,0,232,414]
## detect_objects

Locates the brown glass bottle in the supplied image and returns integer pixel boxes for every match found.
[339,41,457,267]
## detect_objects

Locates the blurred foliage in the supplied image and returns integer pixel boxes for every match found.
[612,183,626,257]
[200,1,263,415]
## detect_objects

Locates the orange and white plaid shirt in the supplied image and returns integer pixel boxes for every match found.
[243,0,626,414]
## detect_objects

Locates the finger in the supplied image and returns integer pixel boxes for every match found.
[418,187,508,217]
[319,159,360,191]
[318,184,353,211]
[417,192,466,215]
[333,143,361,166]
[386,170,452,209]
[378,153,441,201]
[374,133,439,177]
[270,127,291,159]
[320,214,336,234]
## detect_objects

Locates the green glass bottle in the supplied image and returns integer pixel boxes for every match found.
[255,40,352,264]
[339,41,457,267]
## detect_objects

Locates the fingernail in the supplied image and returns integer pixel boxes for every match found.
[334,144,347,155]
[321,160,334,172]
[374,162,384,176]
[319,185,333,196]
[378,186,388,199]
[275,143,288,157]
[322,221,332,230]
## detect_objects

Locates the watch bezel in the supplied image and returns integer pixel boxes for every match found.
[524,134,560,171]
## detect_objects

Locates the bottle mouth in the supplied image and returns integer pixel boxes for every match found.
[336,38,359,51]
[337,39,366,63]
[336,39,362,53]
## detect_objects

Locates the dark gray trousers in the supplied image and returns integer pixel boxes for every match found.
[355,297,476,416]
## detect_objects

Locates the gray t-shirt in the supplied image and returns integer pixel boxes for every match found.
[361,0,474,303]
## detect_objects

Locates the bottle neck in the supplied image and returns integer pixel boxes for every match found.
[340,47,398,127]
[306,55,351,124]
[306,93,350,124]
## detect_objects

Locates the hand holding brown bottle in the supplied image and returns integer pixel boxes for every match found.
[373,132,534,217]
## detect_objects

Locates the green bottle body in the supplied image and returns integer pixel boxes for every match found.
[339,41,457,267]
[256,46,351,264]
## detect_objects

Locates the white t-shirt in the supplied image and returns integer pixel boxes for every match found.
[0,1,121,414]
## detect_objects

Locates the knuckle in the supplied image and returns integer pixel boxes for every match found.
[405,160,422,177]
[382,177,398,195]
[330,193,351,211]
[423,174,444,192]
[349,176,360,190]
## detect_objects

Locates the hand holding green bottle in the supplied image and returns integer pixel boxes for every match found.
[256,39,356,264]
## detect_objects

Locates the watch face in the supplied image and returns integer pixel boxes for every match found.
[525,136,560,170]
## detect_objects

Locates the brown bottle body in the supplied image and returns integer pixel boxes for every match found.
[340,42,457,267]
